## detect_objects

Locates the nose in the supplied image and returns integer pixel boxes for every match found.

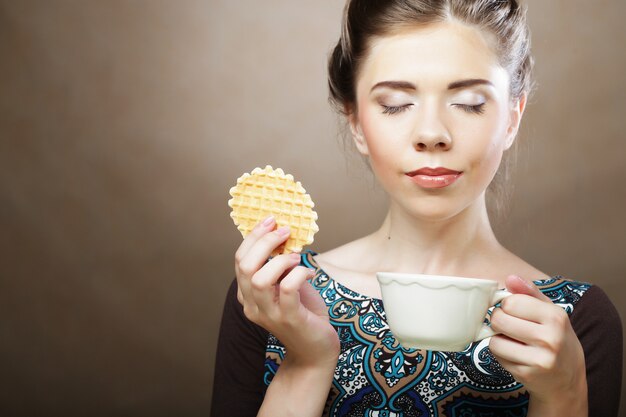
[413,105,452,152]
[414,135,452,151]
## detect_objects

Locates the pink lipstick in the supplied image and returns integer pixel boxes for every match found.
[406,167,462,189]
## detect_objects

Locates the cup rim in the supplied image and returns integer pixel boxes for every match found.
[376,272,498,289]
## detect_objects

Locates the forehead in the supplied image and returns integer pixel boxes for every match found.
[358,21,509,91]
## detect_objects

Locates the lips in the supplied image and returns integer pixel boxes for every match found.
[406,167,463,189]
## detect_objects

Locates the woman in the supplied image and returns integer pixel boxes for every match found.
[212,1,622,416]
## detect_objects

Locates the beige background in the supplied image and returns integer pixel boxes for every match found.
[0,0,624,415]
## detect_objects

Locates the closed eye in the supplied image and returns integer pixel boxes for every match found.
[453,103,485,115]
[381,104,413,115]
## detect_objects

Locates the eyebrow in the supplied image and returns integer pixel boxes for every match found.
[370,78,493,93]
[447,79,494,90]
[370,80,416,92]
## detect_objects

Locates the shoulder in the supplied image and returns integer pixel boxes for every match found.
[566,282,622,339]
[313,236,372,267]
[533,277,593,312]
[543,280,623,416]
[311,236,376,277]
[303,238,384,298]
[535,278,622,364]
[533,278,620,321]
[534,278,622,355]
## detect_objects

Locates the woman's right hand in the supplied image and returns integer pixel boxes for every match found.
[234,216,340,367]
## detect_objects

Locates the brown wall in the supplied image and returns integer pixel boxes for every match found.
[1,1,624,415]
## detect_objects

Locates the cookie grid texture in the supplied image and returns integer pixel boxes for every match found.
[228,166,319,256]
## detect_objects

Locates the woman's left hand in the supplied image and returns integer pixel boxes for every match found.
[489,275,588,416]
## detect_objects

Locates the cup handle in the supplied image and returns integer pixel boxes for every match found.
[474,289,513,341]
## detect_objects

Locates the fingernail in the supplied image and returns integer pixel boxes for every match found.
[289,253,300,261]
[276,226,290,236]
[512,275,532,288]
[262,216,275,227]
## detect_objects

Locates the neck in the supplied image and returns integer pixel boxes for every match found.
[371,194,502,276]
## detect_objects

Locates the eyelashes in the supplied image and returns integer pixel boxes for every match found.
[453,103,486,115]
[380,103,486,115]
[381,104,412,115]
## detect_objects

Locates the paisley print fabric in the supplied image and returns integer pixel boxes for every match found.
[263,251,592,417]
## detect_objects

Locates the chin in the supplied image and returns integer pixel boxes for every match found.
[395,196,469,222]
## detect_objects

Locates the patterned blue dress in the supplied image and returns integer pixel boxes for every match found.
[263,251,592,417]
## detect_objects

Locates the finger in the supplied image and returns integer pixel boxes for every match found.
[278,266,316,316]
[491,355,531,383]
[235,216,276,267]
[236,225,291,280]
[250,253,301,313]
[236,283,260,323]
[489,334,535,365]
[490,336,556,385]
[490,306,544,344]
[498,293,551,324]
[299,277,328,316]
[505,275,551,302]
[235,219,285,305]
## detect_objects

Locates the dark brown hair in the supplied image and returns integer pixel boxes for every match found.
[328,0,534,114]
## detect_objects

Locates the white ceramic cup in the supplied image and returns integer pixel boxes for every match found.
[376,272,512,351]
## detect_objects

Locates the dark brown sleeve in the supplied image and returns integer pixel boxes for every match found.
[210,279,269,417]
[570,285,623,417]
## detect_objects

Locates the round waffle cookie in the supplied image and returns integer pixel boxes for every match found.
[228,166,319,256]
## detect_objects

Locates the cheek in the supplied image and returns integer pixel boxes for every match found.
[359,110,388,157]
[358,112,405,185]
[359,109,410,160]
[464,114,508,176]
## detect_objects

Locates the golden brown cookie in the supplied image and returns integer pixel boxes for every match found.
[228,166,318,256]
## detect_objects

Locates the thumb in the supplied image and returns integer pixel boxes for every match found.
[505,274,551,302]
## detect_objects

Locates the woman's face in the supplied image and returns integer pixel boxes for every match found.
[350,21,525,221]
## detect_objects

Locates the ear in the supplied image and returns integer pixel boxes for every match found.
[504,92,527,150]
[348,111,369,156]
